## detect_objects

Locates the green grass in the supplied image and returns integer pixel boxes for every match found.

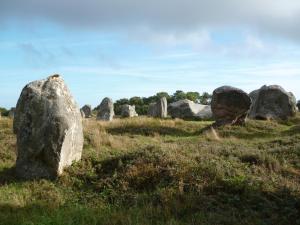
[0,114,300,225]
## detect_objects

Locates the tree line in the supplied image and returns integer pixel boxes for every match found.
[113,90,212,115]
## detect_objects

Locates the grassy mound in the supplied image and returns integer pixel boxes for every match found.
[0,115,300,225]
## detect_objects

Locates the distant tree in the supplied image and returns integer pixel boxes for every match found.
[129,97,143,106]
[200,92,212,105]
[156,92,170,101]
[114,98,129,115]
[186,92,200,102]
[172,90,186,102]
[0,107,9,117]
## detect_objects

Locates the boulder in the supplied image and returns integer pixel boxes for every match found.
[168,99,212,120]
[148,97,167,118]
[249,85,297,120]
[121,104,138,117]
[211,86,251,125]
[96,97,114,121]
[81,105,92,118]
[8,107,15,118]
[13,75,84,179]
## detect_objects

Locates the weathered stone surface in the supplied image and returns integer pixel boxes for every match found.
[121,104,138,117]
[96,98,114,121]
[148,97,168,118]
[8,107,15,118]
[297,100,300,111]
[211,86,251,125]
[81,105,92,118]
[13,75,84,179]
[168,99,212,120]
[249,85,297,120]
[80,109,85,118]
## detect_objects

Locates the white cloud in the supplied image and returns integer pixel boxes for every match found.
[1,0,300,42]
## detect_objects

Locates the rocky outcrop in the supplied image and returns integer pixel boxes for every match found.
[121,104,138,118]
[96,98,114,121]
[80,105,92,118]
[211,86,251,125]
[248,85,297,120]
[13,75,84,179]
[148,97,167,118]
[168,99,212,120]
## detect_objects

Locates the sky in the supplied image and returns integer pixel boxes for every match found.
[0,0,300,108]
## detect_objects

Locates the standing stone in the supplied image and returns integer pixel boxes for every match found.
[8,107,15,118]
[297,100,300,111]
[80,109,85,118]
[96,97,114,121]
[81,105,92,118]
[148,97,168,118]
[121,104,138,117]
[249,85,297,120]
[168,99,212,120]
[211,86,251,125]
[13,75,84,179]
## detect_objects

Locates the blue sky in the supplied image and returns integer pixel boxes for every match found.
[1,0,300,108]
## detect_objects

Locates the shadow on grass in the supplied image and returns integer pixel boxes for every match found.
[0,167,17,185]
[0,179,299,225]
[107,125,193,137]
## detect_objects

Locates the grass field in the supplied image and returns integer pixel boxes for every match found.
[0,114,300,225]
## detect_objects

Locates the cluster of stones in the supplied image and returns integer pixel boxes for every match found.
[10,74,299,181]
[168,99,212,120]
[210,85,297,126]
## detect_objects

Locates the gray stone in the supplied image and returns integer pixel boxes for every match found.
[121,104,138,118]
[148,97,167,118]
[96,98,114,121]
[81,105,92,118]
[8,107,15,118]
[211,86,251,125]
[13,75,84,179]
[249,85,297,120]
[168,99,212,120]
[80,109,85,118]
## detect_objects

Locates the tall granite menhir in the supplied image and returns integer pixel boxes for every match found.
[148,97,168,118]
[13,75,84,179]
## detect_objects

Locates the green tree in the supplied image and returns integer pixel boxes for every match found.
[114,98,129,115]
[199,92,212,105]
[186,92,200,102]
[172,90,186,102]
[0,107,9,117]
[129,97,143,106]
